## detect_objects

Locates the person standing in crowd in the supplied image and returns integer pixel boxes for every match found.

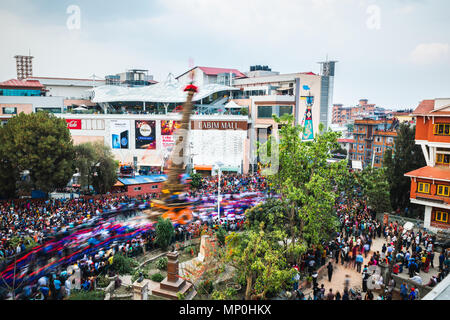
[326,288,335,300]
[327,261,333,282]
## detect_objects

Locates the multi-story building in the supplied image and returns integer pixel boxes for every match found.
[105,69,156,87]
[0,79,45,97]
[332,99,392,126]
[405,98,450,232]
[349,119,397,168]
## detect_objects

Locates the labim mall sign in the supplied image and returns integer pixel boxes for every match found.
[191,120,247,131]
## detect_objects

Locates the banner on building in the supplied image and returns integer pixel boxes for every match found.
[111,119,130,149]
[66,119,81,130]
[161,120,181,150]
[301,95,314,141]
[135,120,156,149]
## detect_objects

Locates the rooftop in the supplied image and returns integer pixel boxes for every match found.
[405,166,450,182]
[0,79,44,88]
[117,174,167,186]
[91,73,239,103]
[177,66,247,79]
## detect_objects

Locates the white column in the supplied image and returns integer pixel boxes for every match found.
[424,206,432,230]
[420,143,431,166]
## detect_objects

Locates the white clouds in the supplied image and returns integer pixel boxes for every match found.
[409,42,450,65]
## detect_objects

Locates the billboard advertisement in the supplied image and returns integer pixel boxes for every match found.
[65,119,81,130]
[111,119,130,149]
[161,120,181,149]
[135,120,156,149]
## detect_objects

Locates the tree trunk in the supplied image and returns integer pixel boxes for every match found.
[245,275,253,300]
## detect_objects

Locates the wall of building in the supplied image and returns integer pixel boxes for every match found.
[46,85,91,99]
[410,178,450,206]
[415,116,450,144]
[125,182,163,197]
[0,103,33,115]
[56,114,250,173]
[0,96,64,113]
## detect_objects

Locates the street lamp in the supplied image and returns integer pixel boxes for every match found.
[215,161,224,223]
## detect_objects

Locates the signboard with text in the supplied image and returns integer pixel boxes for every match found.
[66,119,82,130]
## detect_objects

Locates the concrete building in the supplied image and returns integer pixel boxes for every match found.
[25,76,105,100]
[405,98,450,233]
[332,99,391,126]
[176,66,246,87]
[0,95,65,126]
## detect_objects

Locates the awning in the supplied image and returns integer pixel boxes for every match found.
[194,165,213,171]
[113,181,124,187]
[224,100,243,109]
[254,124,272,129]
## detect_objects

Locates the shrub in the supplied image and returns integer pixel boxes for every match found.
[151,273,164,282]
[155,217,174,250]
[184,245,198,256]
[96,275,110,288]
[215,227,227,246]
[110,254,138,275]
[156,257,168,271]
[198,279,214,295]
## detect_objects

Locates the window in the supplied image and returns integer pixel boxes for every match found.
[434,124,450,136]
[81,119,105,130]
[375,136,381,143]
[257,106,273,118]
[435,211,448,223]
[151,185,158,189]
[133,187,142,191]
[436,153,450,165]
[35,107,62,113]
[278,106,293,117]
[437,185,450,197]
[417,182,430,194]
[386,137,394,144]
[359,144,364,151]
[2,107,17,114]
[375,147,382,153]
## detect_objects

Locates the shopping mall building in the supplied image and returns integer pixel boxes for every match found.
[1,62,338,175]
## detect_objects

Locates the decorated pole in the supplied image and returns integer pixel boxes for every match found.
[144,81,199,224]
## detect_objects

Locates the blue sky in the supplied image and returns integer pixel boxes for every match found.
[0,0,449,110]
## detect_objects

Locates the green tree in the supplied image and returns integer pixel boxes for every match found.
[355,167,392,214]
[91,142,118,194]
[0,112,75,196]
[383,123,426,213]
[190,172,202,189]
[155,217,175,251]
[74,142,118,194]
[225,226,294,300]
[258,114,345,263]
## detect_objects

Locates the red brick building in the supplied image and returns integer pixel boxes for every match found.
[113,175,167,197]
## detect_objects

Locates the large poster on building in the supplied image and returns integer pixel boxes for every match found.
[111,119,130,149]
[161,120,181,150]
[135,120,156,149]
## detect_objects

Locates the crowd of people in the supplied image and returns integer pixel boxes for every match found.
[0,193,161,263]
[189,173,268,198]
[0,173,269,300]
[291,187,450,301]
